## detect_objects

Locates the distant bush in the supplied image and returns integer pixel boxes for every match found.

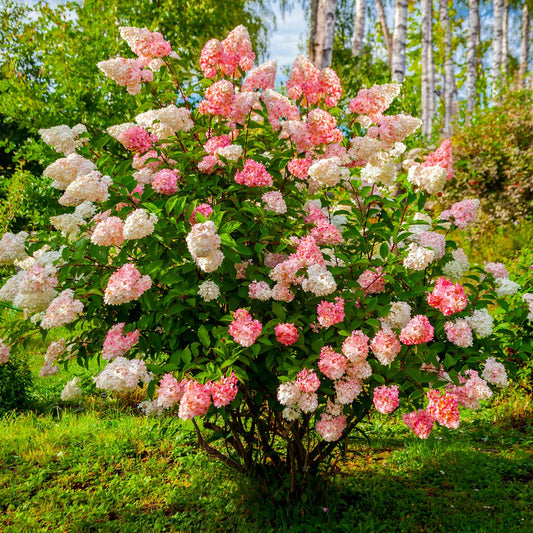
[0,353,34,415]
[448,90,533,225]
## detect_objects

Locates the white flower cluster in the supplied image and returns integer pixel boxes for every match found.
[262,191,287,214]
[407,164,447,194]
[361,161,396,187]
[523,293,533,321]
[93,356,152,392]
[123,209,158,240]
[495,278,520,298]
[216,144,243,162]
[43,153,96,190]
[301,264,337,296]
[198,280,220,302]
[481,357,508,388]
[61,377,83,401]
[40,289,84,329]
[381,301,411,330]
[185,221,224,273]
[0,231,28,266]
[39,124,87,155]
[467,309,493,338]
[59,171,112,206]
[136,105,193,138]
[442,248,470,281]
[50,202,96,241]
[277,382,318,420]
[40,338,66,377]
[308,157,350,188]
[403,243,435,271]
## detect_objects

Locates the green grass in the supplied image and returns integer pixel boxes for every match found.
[1,311,532,532]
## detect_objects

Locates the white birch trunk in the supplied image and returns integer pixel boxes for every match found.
[518,2,530,89]
[466,0,480,116]
[391,0,409,83]
[492,0,504,97]
[440,0,455,137]
[309,0,319,65]
[351,0,366,57]
[502,0,509,76]
[421,0,434,138]
[312,0,338,69]
[376,0,393,68]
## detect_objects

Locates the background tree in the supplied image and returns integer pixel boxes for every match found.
[392,0,409,82]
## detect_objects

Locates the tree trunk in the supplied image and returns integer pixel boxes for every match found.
[502,0,509,76]
[421,0,435,138]
[440,0,455,137]
[519,2,530,89]
[309,0,319,64]
[492,0,504,98]
[392,0,409,82]
[311,0,338,69]
[466,0,480,117]
[351,0,366,57]
[376,0,393,68]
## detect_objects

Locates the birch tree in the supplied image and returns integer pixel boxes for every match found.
[492,0,504,96]
[421,0,435,138]
[518,2,530,88]
[502,0,509,76]
[391,0,409,82]
[309,0,338,68]
[309,0,319,64]
[351,0,366,56]
[375,0,393,67]
[440,0,455,137]
[467,0,480,116]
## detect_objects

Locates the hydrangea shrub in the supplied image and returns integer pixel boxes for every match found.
[0,25,523,492]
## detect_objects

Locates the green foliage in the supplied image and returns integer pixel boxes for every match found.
[448,90,533,225]
[0,355,33,416]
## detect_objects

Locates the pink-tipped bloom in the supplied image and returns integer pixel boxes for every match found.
[158,373,185,408]
[444,319,473,348]
[119,27,172,64]
[295,368,320,393]
[0,339,10,365]
[228,308,262,347]
[41,290,84,329]
[316,413,346,442]
[402,410,434,439]
[97,57,153,95]
[342,330,370,362]
[287,157,313,179]
[318,346,346,380]
[307,109,343,146]
[484,262,509,280]
[243,60,277,91]
[261,89,299,131]
[426,389,460,429]
[295,236,325,268]
[426,277,468,316]
[317,297,345,328]
[370,329,402,365]
[349,83,401,120]
[399,315,434,345]
[152,168,180,195]
[358,267,386,294]
[373,385,400,414]
[234,159,273,187]
[104,264,152,305]
[115,126,157,152]
[198,80,236,117]
[424,139,454,180]
[210,372,239,407]
[275,323,299,346]
[189,203,213,225]
[335,378,362,404]
[91,216,125,247]
[178,380,211,420]
[440,199,479,229]
[102,323,140,360]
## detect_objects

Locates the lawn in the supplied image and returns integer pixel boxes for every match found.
[1,371,532,532]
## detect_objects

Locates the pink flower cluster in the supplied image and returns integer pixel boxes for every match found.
[446,370,492,410]
[97,57,153,95]
[316,412,347,442]
[440,199,479,229]
[262,191,287,214]
[287,55,342,107]
[261,89,299,131]
[358,267,386,294]
[152,169,180,195]
[189,203,213,225]
[349,83,401,121]
[119,27,172,65]
[41,290,84,329]
[114,126,157,152]
[287,157,313,179]
[399,315,434,345]
[427,277,468,316]
[373,385,399,414]
[426,389,460,429]
[317,297,345,328]
[484,262,509,279]
[103,264,152,305]
[402,410,434,439]
[423,139,454,180]
[234,159,273,187]
[102,323,140,360]
[370,328,402,365]
[444,319,473,347]
[319,346,347,380]
[198,80,235,117]
[242,60,277,92]
[482,357,508,388]
[275,323,299,346]
[229,309,262,347]
[91,216,125,247]
[0,339,10,365]
[199,25,255,78]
